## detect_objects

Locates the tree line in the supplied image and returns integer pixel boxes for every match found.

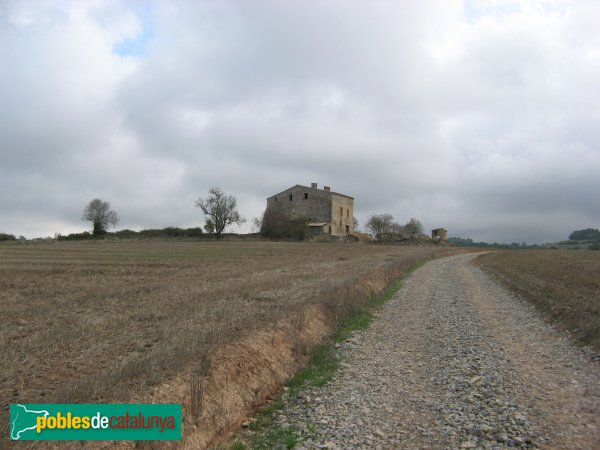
[77,187,244,240]
[2,188,429,242]
[365,215,424,239]
[450,228,600,250]
[2,186,472,243]
[77,193,428,242]
[57,227,205,241]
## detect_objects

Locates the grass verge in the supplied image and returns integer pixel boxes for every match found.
[233,266,421,449]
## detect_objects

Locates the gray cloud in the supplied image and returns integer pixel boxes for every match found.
[1,0,599,243]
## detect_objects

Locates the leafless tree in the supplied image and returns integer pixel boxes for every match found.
[251,215,263,233]
[195,187,245,239]
[402,217,424,235]
[366,215,424,239]
[82,199,119,236]
[366,214,395,238]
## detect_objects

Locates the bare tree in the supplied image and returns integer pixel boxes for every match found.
[82,199,119,236]
[195,187,245,239]
[366,214,395,238]
[403,217,424,235]
[390,221,404,234]
[251,215,263,233]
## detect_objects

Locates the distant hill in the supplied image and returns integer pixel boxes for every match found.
[448,237,533,249]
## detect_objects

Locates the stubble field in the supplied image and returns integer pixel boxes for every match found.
[0,239,459,432]
[477,249,600,351]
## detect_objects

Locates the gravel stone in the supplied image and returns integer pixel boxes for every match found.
[273,254,600,449]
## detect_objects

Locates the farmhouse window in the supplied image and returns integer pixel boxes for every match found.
[304,193,308,199]
[289,194,293,201]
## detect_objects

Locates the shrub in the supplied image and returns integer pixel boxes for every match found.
[184,227,204,238]
[56,227,204,241]
[119,227,203,239]
[0,233,17,241]
[57,232,93,241]
[569,228,600,241]
[115,229,139,238]
[261,209,308,240]
[589,243,600,251]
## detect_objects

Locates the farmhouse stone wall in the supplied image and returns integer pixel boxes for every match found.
[266,184,354,235]
[330,194,354,234]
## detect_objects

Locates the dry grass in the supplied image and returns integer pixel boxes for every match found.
[477,249,600,351]
[0,240,461,424]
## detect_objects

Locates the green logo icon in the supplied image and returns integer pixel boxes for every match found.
[10,404,50,440]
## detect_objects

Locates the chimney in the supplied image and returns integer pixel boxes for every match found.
[311,182,317,188]
[324,186,331,191]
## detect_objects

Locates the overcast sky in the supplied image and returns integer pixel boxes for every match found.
[1,0,599,243]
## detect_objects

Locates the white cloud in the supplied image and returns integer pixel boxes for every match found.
[1,0,599,242]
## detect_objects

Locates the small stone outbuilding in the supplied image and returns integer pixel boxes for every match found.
[431,228,448,241]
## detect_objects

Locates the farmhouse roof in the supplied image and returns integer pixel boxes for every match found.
[267,184,354,200]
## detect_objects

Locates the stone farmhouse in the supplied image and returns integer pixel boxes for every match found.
[265,183,354,235]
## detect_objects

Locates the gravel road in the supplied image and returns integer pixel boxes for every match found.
[278,253,600,449]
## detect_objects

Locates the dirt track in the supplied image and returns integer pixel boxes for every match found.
[281,253,600,449]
